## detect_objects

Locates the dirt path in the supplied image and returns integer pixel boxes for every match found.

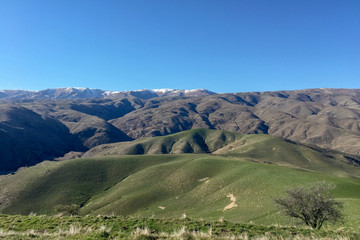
[223,193,238,211]
[198,177,209,182]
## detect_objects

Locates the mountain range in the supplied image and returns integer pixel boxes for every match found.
[1,87,360,172]
[0,87,215,100]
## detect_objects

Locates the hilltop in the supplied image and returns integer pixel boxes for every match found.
[83,129,360,178]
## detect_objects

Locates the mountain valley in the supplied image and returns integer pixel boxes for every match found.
[1,87,360,232]
[1,88,360,172]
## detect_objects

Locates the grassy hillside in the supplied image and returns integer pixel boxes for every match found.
[1,153,360,229]
[83,129,240,156]
[84,129,360,178]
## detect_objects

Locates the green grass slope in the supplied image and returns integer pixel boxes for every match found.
[83,129,240,157]
[84,129,360,178]
[215,134,360,178]
[1,154,360,229]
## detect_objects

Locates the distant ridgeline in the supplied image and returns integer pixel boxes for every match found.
[1,88,360,172]
[0,87,215,100]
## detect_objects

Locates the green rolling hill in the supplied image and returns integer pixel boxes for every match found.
[1,129,360,229]
[84,129,360,178]
[83,128,240,156]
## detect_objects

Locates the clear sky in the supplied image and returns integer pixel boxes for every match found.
[1,0,359,93]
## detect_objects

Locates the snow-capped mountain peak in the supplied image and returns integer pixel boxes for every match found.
[0,88,216,100]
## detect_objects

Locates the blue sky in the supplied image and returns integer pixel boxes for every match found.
[1,0,359,93]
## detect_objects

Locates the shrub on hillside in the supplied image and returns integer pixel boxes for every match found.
[275,181,343,229]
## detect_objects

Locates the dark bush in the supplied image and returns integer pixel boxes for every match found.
[275,182,343,229]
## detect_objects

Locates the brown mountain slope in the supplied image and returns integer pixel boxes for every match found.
[0,100,134,171]
[110,89,360,155]
[0,105,84,172]
[109,95,268,138]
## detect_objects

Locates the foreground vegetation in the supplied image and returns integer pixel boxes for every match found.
[0,214,359,240]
